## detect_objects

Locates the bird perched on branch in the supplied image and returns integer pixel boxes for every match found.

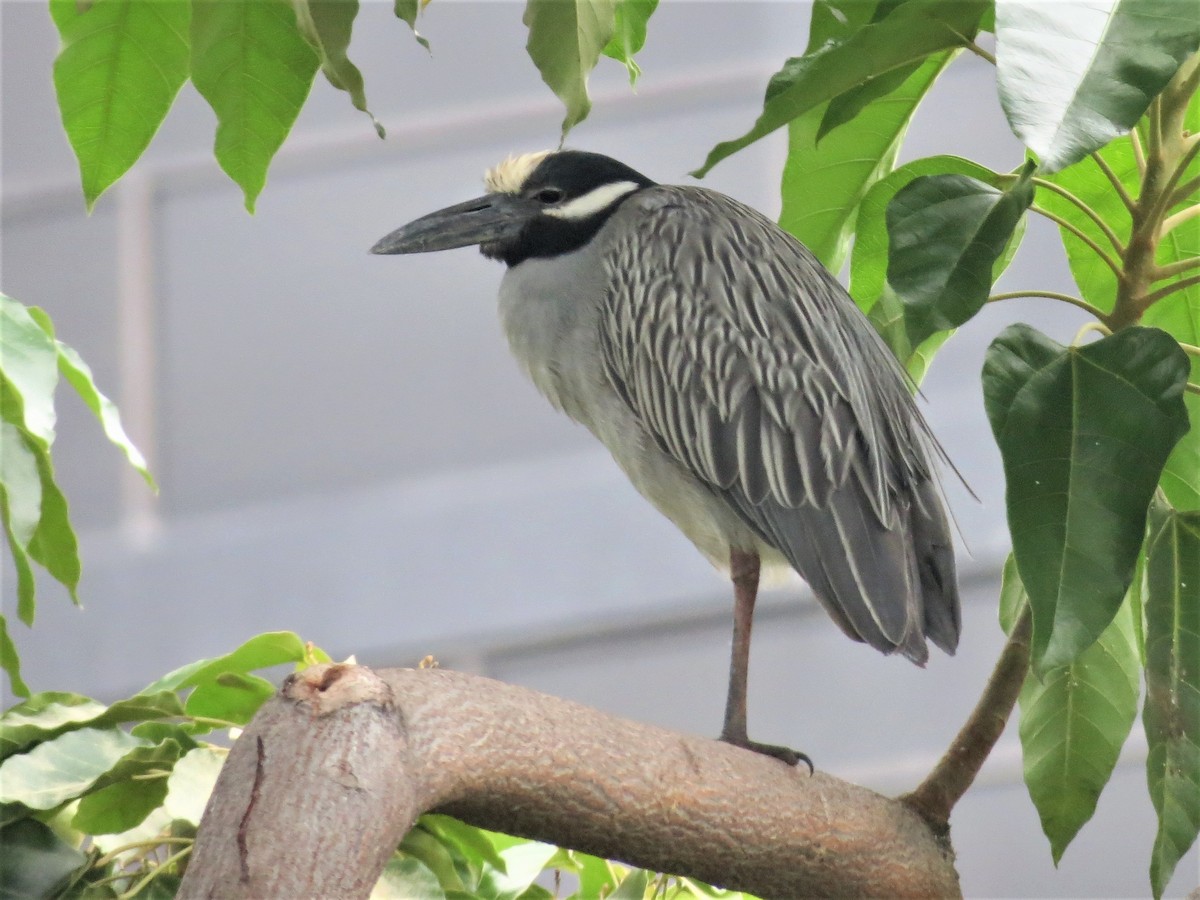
[371,150,960,768]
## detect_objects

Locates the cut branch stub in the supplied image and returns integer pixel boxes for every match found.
[179,665,962,899]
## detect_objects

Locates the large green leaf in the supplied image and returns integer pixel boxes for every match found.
[50,0,190,211]
[983,324,1191,672]
[601,0,657,86]
[0,296,58,446]
[71,739,183,834]
[1143,503,1200,898]
[780,11,955,272]
[693,0,987,177]
[524,0,617,139]
[190,0,320,213]
[141,630,310,695]
[0,727,147,810]
[292,0,383,138]
[0,691,183,762]
[162,746,225,825]
[886,161,1035,350]
[995,0,1200,173]
[0,617,28,700]
[0,819,88,900]
[1002,562,1141,863]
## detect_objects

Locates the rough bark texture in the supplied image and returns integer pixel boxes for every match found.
[179,664,961,899]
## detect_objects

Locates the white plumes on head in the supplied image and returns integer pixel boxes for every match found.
[484,150,553,194]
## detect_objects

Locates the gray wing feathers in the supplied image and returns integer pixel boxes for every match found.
[599,185,960,661]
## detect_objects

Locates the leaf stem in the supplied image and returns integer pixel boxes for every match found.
[1030,204,1123,277]
[1186,382,1200,396]
[1176,340,1200,357]
[115,845,192,899]
[1152,256,1200,281]
[93,837,194,869]
[1141,274,1200,307]
[960,37,996,65]
[1032,177,1126,252]
[1090,152,1136,212]
[1131,128,1147,177]
[1162,203,1200,235]
[902,606,1032,827]
[1168,174,1200,209]
[987,290,1108,321]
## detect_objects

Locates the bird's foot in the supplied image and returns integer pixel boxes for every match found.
[720,731,813,773]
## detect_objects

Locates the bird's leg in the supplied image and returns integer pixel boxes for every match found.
[719,547,813,771]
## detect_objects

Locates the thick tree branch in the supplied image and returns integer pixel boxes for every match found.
[902,607,1032,828]
[179,664,961,899]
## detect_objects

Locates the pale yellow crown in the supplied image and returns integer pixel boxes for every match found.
[484,150,553,194]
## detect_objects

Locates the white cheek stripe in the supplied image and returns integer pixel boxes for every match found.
[546,181,641,220]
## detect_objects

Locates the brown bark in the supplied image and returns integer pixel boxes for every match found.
[178,664,961,900]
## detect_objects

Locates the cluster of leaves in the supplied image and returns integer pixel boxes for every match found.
[3,0,1199,897]
[741,2,1198,895]
[0,633,752,900]
[0,295,154,699]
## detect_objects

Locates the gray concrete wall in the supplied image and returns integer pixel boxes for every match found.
[2,2,1194,896]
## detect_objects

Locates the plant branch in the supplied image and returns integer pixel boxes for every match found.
[1032,177,1126,252]
[1167,174,1200,210]
[1131,128,1147,177]
[1163,203,1200,235]
[987,290,1108,321]
[901,607,1032,828]
[1185,382,1200,396]
[1090,152,1136,212]
[178,665,962,899]
[1141,273,1200,307]
[1031,204,1123,277]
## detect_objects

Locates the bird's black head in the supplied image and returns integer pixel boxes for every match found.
[370,150,656,267]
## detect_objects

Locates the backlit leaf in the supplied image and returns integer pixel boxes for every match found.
[50,0,190,210]
[191,0,320,212]
[0,728,146,810]
[601,0,657,86]
[292,0,383,137]
[524,0,617,139]
[693,0,987,176]
[0,617,28,700]
[0,295,58,446]
[393,0,431,51]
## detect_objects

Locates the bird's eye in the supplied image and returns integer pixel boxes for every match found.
[536,188,564,204]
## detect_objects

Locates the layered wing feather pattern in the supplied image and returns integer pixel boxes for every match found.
[597,186,960,662]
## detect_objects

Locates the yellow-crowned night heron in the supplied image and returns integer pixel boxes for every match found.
[371,150,960,767]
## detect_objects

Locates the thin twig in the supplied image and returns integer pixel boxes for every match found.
[1030,204,1124,277]
[1177,340,1200,357]
[1032,177,1126,252]
[1186,382,1200,397]
[1168,175,1200,209]
[1147,136,1200,229]
[987,290,1108,321]
[901,607,1032,827]
[116,845,193,899]
[1142,273,1200,307]
[1090,152,1136,212]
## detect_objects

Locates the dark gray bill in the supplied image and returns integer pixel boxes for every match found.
[370,193,537,255]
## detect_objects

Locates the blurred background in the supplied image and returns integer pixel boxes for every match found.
[2,2,1195,896]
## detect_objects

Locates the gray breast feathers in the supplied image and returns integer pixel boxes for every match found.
[596,185,960,661]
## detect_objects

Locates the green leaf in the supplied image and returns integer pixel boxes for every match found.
[374,852,447,900]
[886,161,1035,350]
[163,746,225,826]
[141,631,310,695]
[601,0,657,85]
[420,815,508,873]
[524,0,617,139]
[0,295,59,445]
[0,423,42,554]
[1143,504,1200,898]
[781,46,954,271]
[190,0,320,213]
[0,691,183,762]
[995,0,1200,173]
[71,740,182,835]
[292,0,383,138]
[1010,565,1141,863]
[983,324,1191,672]
[400,826,469,894]
[185,672,275,725]
[998,551,1024,633]
[693,0,987,177]
[609,868,650,900]
[0,728,147,810]
[25,307,155,489]
[0,818,88,900]
[25,443,81,604]
[0,616,29,699]
[50,0,190,211]
[847,155,1015,381]
[393,0,431,51]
